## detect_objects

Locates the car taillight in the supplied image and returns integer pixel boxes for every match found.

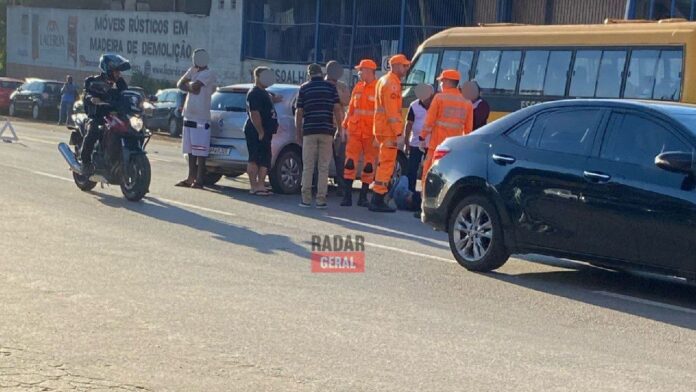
[432,146,451,162]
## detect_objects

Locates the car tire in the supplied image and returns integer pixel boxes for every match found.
[31,104,41,120]
[168,117,181,137]
[448,195,510,272]
[270,148,302,194]
[8,101,16,117]
[203,172,223,186]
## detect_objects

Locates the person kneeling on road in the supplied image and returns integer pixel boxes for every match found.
[370,54,410,213]
[385,175,422,213]
[176,49,217,189]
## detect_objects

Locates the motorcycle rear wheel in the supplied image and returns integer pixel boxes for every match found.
[120,154,151,202]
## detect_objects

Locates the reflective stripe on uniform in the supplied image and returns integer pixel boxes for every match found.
[355,109,374,116]
[383,140,398,147]
[435,120,463,129]
[387,117,401,124]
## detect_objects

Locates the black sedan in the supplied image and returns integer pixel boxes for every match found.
[422,100,696,281]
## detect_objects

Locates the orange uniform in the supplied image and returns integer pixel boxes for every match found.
[372,72,403,195]
[421,87,474,185]
[343,79,378,183]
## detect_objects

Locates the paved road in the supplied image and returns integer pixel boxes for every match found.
[2,118,696,391]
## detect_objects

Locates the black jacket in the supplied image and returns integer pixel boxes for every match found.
[83,74,128,119]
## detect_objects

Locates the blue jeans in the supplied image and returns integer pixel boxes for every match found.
[59,100,74,125]
[407,146,426,192]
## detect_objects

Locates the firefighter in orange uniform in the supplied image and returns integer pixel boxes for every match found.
[420,69,474,190]
[341,59,379,207]
[369,54,410,213]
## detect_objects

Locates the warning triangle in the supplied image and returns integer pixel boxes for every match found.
[0,119,18,143]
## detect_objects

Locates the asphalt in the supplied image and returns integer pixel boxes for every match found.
[1,118,696,391]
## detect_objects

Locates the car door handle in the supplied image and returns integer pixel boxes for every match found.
[492,153,516,165]
[583,171,611,182]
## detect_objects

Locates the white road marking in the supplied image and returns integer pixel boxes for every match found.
[32,170,73,182]
[328,216,449,247]
[17,136,58,145]
[148,156,176,163]
[22,164,455,264]
[595,291,696,315]
[366,242,455,263]
[150,197,237,217]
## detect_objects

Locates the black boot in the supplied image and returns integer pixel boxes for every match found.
[368,193,396,213]
[357,183,370,207]
[340,180,353,206]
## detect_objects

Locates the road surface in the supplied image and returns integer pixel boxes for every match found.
[1,118,696,391]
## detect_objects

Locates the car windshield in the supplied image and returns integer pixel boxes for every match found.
[211,91,247,112]
[659,105,696,137]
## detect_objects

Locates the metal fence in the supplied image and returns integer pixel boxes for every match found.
[243,0,472,68]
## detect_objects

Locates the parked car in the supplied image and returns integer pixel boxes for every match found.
[204,83,407,194]
[9,78,63,120]
[143,88,186,137]
[422,99,696,281]
[0,77,24,113]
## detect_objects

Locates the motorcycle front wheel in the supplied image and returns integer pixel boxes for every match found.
[120,154,151,202]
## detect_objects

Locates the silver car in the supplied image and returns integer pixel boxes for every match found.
[204,83,407,194]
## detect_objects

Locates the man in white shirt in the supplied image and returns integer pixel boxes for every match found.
[403,84,434,192]
[175,49,217,189]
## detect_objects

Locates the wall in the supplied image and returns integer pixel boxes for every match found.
[6,3,243,86]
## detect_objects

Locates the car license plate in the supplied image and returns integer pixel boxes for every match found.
[210,147,231,156]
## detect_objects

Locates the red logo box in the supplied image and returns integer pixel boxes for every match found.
[311,252,365,273]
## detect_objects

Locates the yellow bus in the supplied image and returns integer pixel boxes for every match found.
[403,20,695,121]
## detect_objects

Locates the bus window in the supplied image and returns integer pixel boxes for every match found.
[653,50,683,101]
[595,50,627,98]
[624,50,659,99]
[543,51,572,97]
[403,52,439,101]
[569,50,601,98]
[495,51,522,95]
[520,50,550,96]
[441,50,474,80]
[474,50,501,92]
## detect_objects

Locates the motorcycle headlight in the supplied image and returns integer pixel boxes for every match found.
[129,115,144,132]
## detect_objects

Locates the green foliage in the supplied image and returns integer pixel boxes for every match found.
[129,71,175,96]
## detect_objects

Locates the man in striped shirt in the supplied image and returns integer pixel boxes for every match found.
[295,64,344,208]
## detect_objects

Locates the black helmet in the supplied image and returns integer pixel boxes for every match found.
[99,53,131,78]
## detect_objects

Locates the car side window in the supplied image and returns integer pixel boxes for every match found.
[505,118,534,146]
[600,113,691,167]
[532,109,601,155]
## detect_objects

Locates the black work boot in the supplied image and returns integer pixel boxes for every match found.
[368,193,396,213]
[357,182,370,207]
[340,180,353,206]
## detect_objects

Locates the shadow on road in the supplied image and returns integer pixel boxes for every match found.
[204,179,448,250]
[485,256,696,330]
[96,193,310,259]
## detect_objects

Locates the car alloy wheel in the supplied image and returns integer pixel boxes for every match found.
[452,203,493,262]
[281,155,301,190]
[8,102,15,117]
[32,104,40,120]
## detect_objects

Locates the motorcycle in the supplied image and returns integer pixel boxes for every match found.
[58,90,152,202]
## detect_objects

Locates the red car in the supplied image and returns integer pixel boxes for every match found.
[0,77,24,112]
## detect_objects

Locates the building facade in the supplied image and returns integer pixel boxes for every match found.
[6,0,696,86]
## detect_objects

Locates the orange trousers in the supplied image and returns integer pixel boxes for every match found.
[373,134,398,195]
[344,131,378,184]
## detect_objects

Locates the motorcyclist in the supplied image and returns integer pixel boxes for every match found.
[80,53,130,174]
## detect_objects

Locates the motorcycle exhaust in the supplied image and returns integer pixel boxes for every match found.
[58,142,83,174]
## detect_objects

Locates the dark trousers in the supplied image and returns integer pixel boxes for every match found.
[407,146,426,192]
[81,119,103,164]
[333,136,346,191]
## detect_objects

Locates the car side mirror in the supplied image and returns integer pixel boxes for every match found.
[655,151,695,175]
[148,95,158,102]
